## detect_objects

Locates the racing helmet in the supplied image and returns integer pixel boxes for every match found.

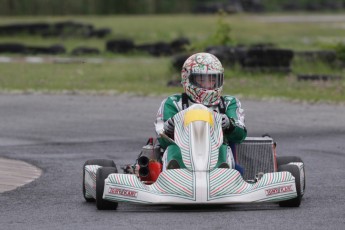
[181,52,224,106]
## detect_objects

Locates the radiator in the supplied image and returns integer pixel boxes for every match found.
[235,137,277,181]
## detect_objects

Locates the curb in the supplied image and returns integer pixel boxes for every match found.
[0,158,42,193]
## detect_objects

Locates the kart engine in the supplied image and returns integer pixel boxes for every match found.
[137,138,163,184]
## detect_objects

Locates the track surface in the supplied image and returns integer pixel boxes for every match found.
[0,94,344,230]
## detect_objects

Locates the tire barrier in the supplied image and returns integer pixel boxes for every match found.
[71,47,101,56]
[89,28,112,38]
[0,43,66,55]
[205,45,247,66]
[171,53,191,72]
[172,45,294,73]
[106,37,190,56]
[136,42,172,56]
[297,74,342,81]
[25,45,66,55]
[240,47,294,72]
[0,21,111,38]
[0,37,188,56]
[170,37,190,54]
[172,46,293,73]
[106,39,135,53]
[0,23,50,36]
[0,43,26,53]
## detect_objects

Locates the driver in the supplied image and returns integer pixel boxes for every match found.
[155,52,247,170]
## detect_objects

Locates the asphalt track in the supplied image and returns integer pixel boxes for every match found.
[0,94,344,230]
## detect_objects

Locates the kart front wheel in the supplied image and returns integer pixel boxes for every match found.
[278,164,303,207]
[277,156,306,192]
[96,167,118,210]
[83,159,116,202]
[277,156,303,167]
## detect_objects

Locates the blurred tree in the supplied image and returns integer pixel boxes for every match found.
[0,0,344,15]
[190,11,234,51]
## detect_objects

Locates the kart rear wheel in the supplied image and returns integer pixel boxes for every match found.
[278,164,302,207]
[96,167,118,210]
[83,159,116,202]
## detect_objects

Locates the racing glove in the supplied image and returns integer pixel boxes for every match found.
[221,114,235,132]
[164,117,175,138]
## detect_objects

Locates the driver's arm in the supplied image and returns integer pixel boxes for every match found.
[154,95,180,148]
[223,96,247,143]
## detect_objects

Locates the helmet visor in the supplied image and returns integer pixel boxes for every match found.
[189,73,224,90]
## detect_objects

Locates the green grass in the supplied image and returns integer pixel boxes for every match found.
[1,59,344,103]
[0,58,172,94]
[2,13,345,51]
[225,70,345,103]
[0,14,345,103]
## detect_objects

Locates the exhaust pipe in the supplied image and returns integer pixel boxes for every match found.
[138,156,149,167]
[138,161,162,184]
[139,166,149,178]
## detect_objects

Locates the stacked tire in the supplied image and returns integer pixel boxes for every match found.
[240,47,294,72]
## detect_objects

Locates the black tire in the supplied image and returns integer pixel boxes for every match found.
[83,159,116,202]
[96,167,119,210]
[277,156,303,167]
[277,156,306,193]
[278,164,303,207]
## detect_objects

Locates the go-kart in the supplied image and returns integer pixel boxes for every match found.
[83,104,305,210]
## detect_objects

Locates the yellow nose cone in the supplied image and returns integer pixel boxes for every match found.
[184,109,214,127]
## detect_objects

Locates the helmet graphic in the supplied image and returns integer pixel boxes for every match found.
[181,52,224,106]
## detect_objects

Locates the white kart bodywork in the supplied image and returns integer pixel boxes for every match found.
[85,104,298,205]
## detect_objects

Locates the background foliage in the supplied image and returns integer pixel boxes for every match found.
[0,0,203,15]
[1,0,345,15]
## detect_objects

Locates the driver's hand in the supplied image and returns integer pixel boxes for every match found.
[221,114,235,131]
[164,118,175,137]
